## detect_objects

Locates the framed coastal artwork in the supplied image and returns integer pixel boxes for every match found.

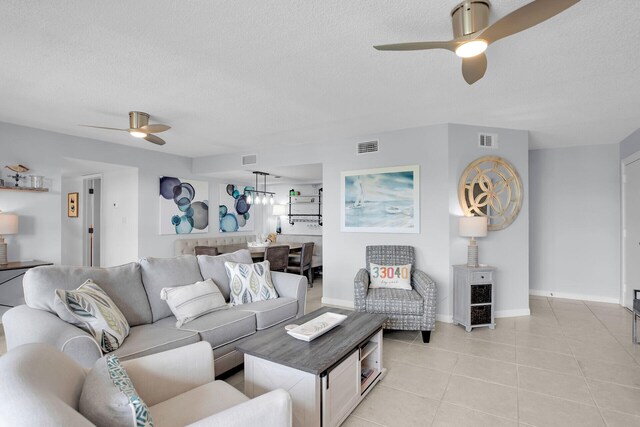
[219,184,255,232]
[159,176,209,235]
[341,165,420,233]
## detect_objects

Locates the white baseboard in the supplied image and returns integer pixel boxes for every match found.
[495,308,530,318]
[320,297,354,309]
[436,314,453,323]
[529,289,620,304]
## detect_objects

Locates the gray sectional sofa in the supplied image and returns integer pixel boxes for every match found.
[2,249,307,374]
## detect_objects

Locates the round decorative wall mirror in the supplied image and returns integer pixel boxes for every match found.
[458,156,523,231]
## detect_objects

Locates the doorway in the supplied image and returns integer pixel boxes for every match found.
[622,152,640,309]
[83,177,101,267]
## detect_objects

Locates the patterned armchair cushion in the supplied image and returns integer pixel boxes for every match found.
[80,354,153,427]
[365,288,424,316]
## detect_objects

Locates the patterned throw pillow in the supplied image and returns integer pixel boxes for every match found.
[225,261,279,306]
[53,279,130,352]
[369,263,413,290]
[160,278,228,328]
[80,354,154,427]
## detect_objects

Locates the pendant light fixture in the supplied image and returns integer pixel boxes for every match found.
[246,171,275,205]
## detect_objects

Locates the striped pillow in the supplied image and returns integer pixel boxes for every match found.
[160,278,227,328]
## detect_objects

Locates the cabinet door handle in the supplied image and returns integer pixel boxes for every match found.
[480,275,485,279]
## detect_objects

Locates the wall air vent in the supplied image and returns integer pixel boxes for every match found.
[241,154,257,166]
[357,140,379,154]
[478,133,498,149]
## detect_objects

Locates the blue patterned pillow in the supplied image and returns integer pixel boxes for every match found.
[80,354,154,427]
[225,261,279,306]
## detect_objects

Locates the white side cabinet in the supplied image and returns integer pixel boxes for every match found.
[453,265,496,332]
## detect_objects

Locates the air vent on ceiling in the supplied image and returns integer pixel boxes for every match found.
[241,154,257,166]
[478,133,498,149]
[357,140,379,154]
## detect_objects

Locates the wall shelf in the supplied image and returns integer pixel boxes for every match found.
[0,186,48,193]
[288,187,322,226]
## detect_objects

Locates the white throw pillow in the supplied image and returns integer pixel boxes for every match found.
[369,263,412,290]
[225,261,279,306]
[160,278,227,328]
[53,279,130,353]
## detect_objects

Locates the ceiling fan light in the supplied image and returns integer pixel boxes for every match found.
[455,40,488,58]
[129,130,148,138]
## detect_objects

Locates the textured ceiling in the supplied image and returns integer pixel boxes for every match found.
[1,1,638,157]
[204,163,322,185]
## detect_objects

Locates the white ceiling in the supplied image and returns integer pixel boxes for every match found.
[205,163,322,186]
[1,1,638,157]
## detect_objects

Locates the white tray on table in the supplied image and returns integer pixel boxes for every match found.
[287,312,348,342]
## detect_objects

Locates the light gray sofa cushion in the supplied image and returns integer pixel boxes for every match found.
[230,297,298,330]
[197,249,253,301]
[112,324,200,362]
[23,263,152,327]
[155,309,256,350]
[365,288,424,316]
[139,255,204,322]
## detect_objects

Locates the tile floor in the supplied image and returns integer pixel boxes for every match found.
[3,284,640,426]
[227,293,640,426]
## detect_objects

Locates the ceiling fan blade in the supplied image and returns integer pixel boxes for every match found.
[139,124,171,133]
[79,125,127,131]
[374,41,457,52]
[478,0,580,44]
[144,134,166,146]
[462,53,487,85]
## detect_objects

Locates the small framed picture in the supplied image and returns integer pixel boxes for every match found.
[68,192,79,217]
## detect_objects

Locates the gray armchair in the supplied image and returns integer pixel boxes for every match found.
[354,245,436,343]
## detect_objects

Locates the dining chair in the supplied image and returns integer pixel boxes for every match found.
[287,242,314,287]
[194,246,219,256]
[264,245,290,272]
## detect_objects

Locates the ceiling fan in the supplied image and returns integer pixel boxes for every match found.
[81,111,171,145]
[374,0,581,85]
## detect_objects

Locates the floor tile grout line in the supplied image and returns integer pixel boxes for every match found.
[428,353,459,427]
[436,400,522,424]
[551,297,609,426]
[583,301,640,368]
[349,414,387,426]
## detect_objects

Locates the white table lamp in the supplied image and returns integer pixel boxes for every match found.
[272,205,286,234]
[459,216,487,267]
[0,212,19,265]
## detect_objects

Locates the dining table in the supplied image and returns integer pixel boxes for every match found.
[215,242,303,260]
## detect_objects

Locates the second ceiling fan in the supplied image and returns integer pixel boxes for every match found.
[374,0,581,85]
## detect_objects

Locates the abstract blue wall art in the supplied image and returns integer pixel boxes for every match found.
[159,176,209,235]
[219,184,255,232]
[341,165,420,233]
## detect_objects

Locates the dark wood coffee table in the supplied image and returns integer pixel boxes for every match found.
[237,307,387,427]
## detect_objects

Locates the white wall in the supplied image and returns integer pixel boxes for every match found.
[60,176,84,266]
[529,144,621,302]
[101,168,139,267]
[449,125,530,317]
[194,123,530,319]
[620,128,640,160]
[268,183,323,236]
[0,121,229,264]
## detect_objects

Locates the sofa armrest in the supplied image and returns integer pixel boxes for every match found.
[354,268,370,311]
[2,305,102,368]
[186,389,291,427]
[271,271,307,317]
[122,342,214,407]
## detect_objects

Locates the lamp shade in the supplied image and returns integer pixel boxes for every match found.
[459,216,487,238]
[0,214,18,235]
[272,205,286,216]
